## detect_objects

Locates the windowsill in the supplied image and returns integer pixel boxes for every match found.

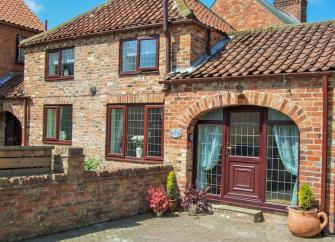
[45,76,74,82]
[119,70,159,77]
[106,156,163,164]
[43,140,72,146]
[14,62,24,65]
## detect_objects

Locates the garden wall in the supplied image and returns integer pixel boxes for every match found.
[0,148,172,242]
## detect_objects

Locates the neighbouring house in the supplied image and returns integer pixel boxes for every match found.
[211,0,304,30]
[19,0,335,232]
[0,0,44,146]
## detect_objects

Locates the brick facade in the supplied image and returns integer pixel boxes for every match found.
[163,75,335,232]
[0,22,38,76]
[24,24,223,162]
[0,148,172,241]
[211,0,284,30]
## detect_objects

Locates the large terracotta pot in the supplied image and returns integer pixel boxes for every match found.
[287,207,328,238]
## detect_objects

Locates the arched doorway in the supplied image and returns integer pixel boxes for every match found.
[3,112,22,146]
[194,106,299,210]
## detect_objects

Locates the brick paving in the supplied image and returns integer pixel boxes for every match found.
[26,213,334,242]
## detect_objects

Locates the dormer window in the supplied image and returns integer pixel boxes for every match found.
[46,48,74,80]
[120,36,159,74]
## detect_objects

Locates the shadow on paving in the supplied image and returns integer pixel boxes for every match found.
[25,213,180,242]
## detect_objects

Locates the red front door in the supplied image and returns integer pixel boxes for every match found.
[223,110,265,203]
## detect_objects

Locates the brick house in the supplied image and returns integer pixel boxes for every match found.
[0,0,44,146]
[20,0,335,232]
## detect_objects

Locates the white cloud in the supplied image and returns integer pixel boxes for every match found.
[25,0,44,13]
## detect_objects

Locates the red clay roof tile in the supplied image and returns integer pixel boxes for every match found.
[22,0,233,46]
[0,0,44,31]
[167,21,335,80]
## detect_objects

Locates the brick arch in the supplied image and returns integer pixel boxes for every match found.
[0,107,24,126]
[178,91,313,135]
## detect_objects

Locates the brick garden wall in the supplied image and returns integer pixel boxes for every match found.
[0,148,173,241]
[163,75,335,232]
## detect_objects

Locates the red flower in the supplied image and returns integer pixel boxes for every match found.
[147,186,169,214]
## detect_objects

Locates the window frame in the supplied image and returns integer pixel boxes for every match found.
[15,35,25,64]
[119,36,159,75]
[106,104,164,163]
[45,47,75,81]
[43,105,73,145]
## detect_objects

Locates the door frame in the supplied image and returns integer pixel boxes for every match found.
[192,106,291,212]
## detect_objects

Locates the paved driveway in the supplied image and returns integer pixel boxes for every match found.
[26,213,334,242]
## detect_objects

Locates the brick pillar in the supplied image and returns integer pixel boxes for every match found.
[54,148,85,183]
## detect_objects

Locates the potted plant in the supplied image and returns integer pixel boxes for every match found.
[147,186,169,217]
[132,135,144,158]
[167,171,178,212]
[288,183,328,238]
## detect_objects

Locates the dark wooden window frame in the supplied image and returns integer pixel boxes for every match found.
[43,105,73,145]
[45,47,74,81]
[119,36,159,75]
[192,106,300,213]
[106,104,164,163]
[15,35,26,64]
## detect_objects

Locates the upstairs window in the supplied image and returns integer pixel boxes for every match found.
[107,105,163,162]
[16,35,25,64]
[44,105,73,144]
[120,36,159,74]
[46,48,74,80]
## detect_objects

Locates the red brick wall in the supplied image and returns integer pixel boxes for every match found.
[0,23,39,76]
[0,148,172,241]
[163,75,335,232]
[211,0,284,30]
[274,0,307,22]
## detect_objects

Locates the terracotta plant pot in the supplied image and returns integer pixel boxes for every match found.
[169,199,177,212]
[287,207,328,238]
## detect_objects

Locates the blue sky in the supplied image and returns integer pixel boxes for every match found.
[25,0,335,29]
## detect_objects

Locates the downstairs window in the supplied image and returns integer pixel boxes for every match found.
[107,105,163,161]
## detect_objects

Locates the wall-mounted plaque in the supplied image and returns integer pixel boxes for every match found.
[169,128,183,139]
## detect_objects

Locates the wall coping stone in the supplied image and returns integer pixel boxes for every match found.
[0,146,54,151]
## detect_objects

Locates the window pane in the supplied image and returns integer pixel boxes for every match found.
[266,125,299,205]
[46,109,57,138]
[16,36,24,63]
[110,109,124,154]
[61,49,74,76]
[48,52,59,76]
[59,106,72,141]
[268,109,291,121]
[140,39,157,68]
[122,40,137,71]
[196,124,223,195]
[127,106,144,157]
[230,112,260,157]
[147,108,163,157]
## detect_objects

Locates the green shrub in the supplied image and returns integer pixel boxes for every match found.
[298,183,315,211]
[167,171,178,200]
[84,158,101,171]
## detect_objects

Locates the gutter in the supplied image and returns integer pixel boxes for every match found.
[163,0,171,73]
[321,75,328,213]
[160,71,335,84]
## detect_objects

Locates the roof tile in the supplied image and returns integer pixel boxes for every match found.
[168,22,335,80]
[0,0,44,31]
[22,0,233,46]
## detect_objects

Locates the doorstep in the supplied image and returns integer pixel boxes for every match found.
[212,204,288,225]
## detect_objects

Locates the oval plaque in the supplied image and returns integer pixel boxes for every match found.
[169,128,183,139]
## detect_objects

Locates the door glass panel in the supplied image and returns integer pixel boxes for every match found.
[196,124,223,195]
[230,112,260,157]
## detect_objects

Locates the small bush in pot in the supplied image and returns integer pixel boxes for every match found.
[84,158,101,171]
[167,171,178,212]
[288,183,328,238]
[147,186,169,217]
[181,184,212,215]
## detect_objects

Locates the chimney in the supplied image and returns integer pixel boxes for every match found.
[274,0,308,22]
